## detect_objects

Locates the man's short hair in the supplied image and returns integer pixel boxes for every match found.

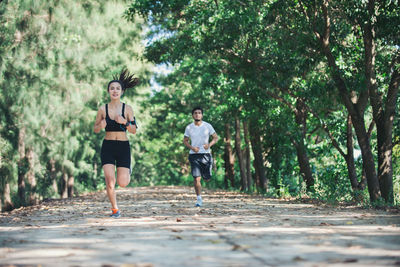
[192,106,203,115]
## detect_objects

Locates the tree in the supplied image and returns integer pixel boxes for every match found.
[0,0,153,210]
[268,0,400,203]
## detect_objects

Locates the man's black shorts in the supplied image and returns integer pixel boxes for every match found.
[189,153,213,180]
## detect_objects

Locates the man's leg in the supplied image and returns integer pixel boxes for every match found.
[194,176,203,206]
[194,176,202,196]
[196,154,212,203]
[189,154,202,206]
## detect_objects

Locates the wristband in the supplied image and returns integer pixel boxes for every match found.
[131,117,138,128]
[124,117,138,129]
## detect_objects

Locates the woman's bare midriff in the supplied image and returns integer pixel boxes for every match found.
[104,132,128,141]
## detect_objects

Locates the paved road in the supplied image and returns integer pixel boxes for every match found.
[0,186,399,267]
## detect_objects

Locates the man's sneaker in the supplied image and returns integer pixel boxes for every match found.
[110,210,121,218]
[195,199,202,207]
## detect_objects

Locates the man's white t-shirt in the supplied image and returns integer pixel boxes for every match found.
[184,121,216,154]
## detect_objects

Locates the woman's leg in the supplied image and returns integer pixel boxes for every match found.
[103,164,118,210]
[116,167,131,188]
[116,141,131,188]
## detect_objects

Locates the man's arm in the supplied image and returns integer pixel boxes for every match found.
[210,132,219,147]
[204,132,218,149]
[184,136,199,152]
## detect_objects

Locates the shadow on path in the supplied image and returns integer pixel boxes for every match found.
[0,186,399,267]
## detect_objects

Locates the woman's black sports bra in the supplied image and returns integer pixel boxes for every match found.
[105,103,126,132]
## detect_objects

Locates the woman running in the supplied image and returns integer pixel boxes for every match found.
[93,69,139,218]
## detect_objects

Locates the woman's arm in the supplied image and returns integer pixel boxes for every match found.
[125,105,137,134]
[93,106,106,133]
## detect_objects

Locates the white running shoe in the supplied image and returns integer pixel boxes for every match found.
[195,199,202,207]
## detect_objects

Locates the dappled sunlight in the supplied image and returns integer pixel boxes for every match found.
[1,186,399,266]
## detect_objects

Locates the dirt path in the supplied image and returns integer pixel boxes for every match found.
[0,186,399,267]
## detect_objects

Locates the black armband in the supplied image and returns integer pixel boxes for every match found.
[131,117,138,128]
[126,117,138,129]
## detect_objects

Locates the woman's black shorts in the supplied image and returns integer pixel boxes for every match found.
[188,153,213,180]
[101,140,131,169]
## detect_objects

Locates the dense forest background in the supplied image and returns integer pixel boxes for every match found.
[1,0,399,211]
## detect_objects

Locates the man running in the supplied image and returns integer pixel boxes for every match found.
[183,107,219,207]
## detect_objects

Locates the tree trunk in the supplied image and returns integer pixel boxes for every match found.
[17,126,26,206]
[223,123,235,188]
[68,175,74,198]
[372,58,399,203]
[262,90,314,191]
[294,98,314,190]
[49,159,58,195]
[362,0,398,204]
[376,122,394,203]
[345,115,359,190]
[0,152,13,211]
[26,148,38,205]
[293,139,314,190]
[235,116,248,191]
[359,167,367,190]
[349,110,380,201]
[243,121,252,190]
[315,1,380,202]
[376,54,400,203]
[249,122,267,190]
[2,182,14,211]
[317,0,382,202]
[61,172,68,199]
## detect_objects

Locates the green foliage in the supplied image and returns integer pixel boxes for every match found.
[0,0,153,208]
[1,0,399,209]
[125,0,399,206]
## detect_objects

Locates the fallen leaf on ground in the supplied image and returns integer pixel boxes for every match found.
[343,258,358,263]
[232,244,251,251]
[206,239,222,244]
[232,245,242,251]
